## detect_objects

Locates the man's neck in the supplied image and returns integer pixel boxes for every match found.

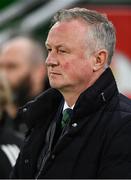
[60,89,82,107]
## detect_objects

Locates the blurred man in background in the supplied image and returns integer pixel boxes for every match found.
[0,70,23,178]
[0,36,50,134]
[0,36,50,177]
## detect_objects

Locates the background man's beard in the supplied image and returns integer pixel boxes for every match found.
[12,75,50,107]
[13,75,32,107]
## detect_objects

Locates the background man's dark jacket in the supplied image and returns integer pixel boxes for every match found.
[11,68,131,179]
[0,124,23,178]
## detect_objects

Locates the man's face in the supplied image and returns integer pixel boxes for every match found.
[46,20,94,94]
[0,45,32,91]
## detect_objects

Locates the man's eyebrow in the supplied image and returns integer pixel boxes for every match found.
[45,43,67,49]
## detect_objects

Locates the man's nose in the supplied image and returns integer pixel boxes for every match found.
[45,52,59,67]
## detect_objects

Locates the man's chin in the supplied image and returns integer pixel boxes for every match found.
[50,84,61,89]
[50,84,71,94]
[50,82,64,90]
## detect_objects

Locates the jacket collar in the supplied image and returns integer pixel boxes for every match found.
[20,68,118,129]
[73,67,119,120]
[19,88,63,129]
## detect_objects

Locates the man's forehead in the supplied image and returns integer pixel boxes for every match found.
[46,19,88,45]
[50,19,87,32]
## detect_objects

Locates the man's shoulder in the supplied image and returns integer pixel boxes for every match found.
[120,93,131,104]
[17,88,63,129]
[20,88,62,112]
[106,93,131,134]
[26,88,62,106]
[118,93,131,114]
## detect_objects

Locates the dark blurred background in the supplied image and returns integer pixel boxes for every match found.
[0,0,131,98]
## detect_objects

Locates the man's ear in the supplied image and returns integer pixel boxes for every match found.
[93,49,108,72]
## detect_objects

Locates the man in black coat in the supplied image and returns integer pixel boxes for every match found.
[0,123,23,178]
[0,71,23,178]
[0,36,50,135]
[11,8,131,179]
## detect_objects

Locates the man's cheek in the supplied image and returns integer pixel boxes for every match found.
[63,62,70,69]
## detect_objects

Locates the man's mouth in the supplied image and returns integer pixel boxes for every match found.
[49,71,61,75]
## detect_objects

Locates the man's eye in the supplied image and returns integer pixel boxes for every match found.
[59,49,66,53]
[47,48,52,52]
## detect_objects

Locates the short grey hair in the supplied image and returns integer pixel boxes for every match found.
[52,7,116,65]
